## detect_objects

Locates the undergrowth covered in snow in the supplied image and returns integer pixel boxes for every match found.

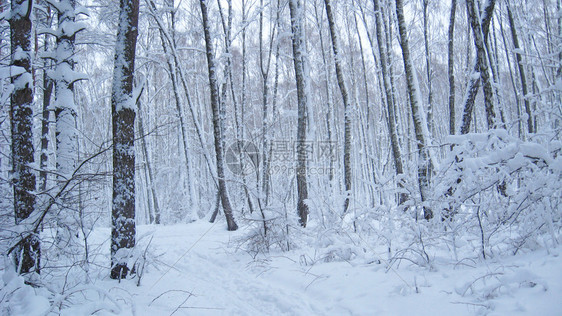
[1,130,561,315]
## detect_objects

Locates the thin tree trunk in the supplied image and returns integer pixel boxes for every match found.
[352,3,376,207]
[314,1,335,184]
[467,0,496,130]
[209,191,220,223]
[448,0,457,135]
[395,0,433,220]
[199,0,238,231]
[166,0,195,209]
[384,4,407,167]
[459,0,497,134]
[138,92,160,224]
[324,0,352,214]
[370,0,407,205]
[147,0,218,203]
[259,0,281,207]
[507,3,534,134]
[266,22,282,203]
[289,0,309,227]
[217,0,257,217]
[40,76,53,193]
[499,9,522,138]
[423,0,433,136]
[39,6,53,194]
[110,0,139,280]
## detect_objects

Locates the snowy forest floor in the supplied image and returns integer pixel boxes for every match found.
[3,219,562,315]
[71,221,562,315]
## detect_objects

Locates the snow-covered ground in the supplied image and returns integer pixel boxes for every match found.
[2,220,561,315]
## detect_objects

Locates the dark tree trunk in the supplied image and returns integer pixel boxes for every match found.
[395,0,433,220]
[110,0,140,280]
[459,0,497,134]
[289,0,309,227]
[324,0,352,214]
[200,0,238,231]
[448,0,457,135]
[10,0,40,275]
[39,5,53,194]
[423,0,434,136]
[465,0,496,130]
[507,3,534,134]
[40,78,53,193]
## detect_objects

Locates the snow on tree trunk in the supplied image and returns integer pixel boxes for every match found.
[465,0,496,130]
[423,0,434,138]
[110,0,139,280]
[199,0,238,231]
[163,0,195,212]
[459,0,496,134]
[370,0,407,206]
[289,0,309,227]
[38,4,54,195]
[54,0,82,251]
[324,0,352,214]
[9,0,40,275]
[395,0,433,220]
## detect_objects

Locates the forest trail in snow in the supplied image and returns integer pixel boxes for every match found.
[81,220,561,316]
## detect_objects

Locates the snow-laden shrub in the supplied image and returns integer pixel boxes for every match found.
[1,258,135,315]
[1,266,50,316]
[236,201,298,256]
[433,129,561,258]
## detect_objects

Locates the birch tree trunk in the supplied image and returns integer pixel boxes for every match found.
[137,91,160,224]
[146,0,216,203]
[459,0,497,134]
[395,0,433,220]
[324,0,352,214]
[199,0,238,231]
[9,0,40,276]
[314,1,335,184]
[466,0,496,130]
[423,0,433,136]
[507,3,534,134]
[289,0,309,227]
[164,0,195,209]
[448,0,457,135]
[371,0,407,205]
[110,0,139,280]
[499,11,523,137]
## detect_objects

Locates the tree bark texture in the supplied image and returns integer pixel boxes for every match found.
[507,3,534,134]
[395,0,433,220]
[10,0,40,275]
[111,0,140,280]
[289,0,309,227]
[448,0,457,135]
[460,0,497,134]
[372,0,406,205]
[200,0,238,231]
[324,0,352,214]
